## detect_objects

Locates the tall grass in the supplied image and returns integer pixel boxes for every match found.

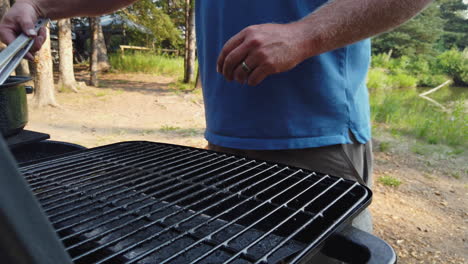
[109,52,184,76]
[370,87,467,147]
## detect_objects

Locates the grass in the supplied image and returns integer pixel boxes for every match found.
[95,91,108,97]
[160,125,180,132]
[379,141,391,152]
[378,175,403,187]
[411,144,430,155]
[109,52,200,92]
[159,126,202,137]
[169,80,198,92]
[451,171,461,179]
[109,52,185,76]
[370,86,467,147]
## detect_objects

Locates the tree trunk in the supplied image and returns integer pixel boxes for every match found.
[90,17,99,87]
[58,19,79,92]
[16,60,30,76]
[183,0,196,84]
[0,0,9,20]
[0,0,9,50]
[97,19,110,72]
[32,27,57,107]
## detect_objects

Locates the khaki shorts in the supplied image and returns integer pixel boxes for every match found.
[207,135,373,186]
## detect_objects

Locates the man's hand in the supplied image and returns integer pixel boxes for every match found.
[0,1,46,60]
[217,23,309,87]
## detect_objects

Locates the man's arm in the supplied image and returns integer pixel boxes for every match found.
[218,0,433,86]
[0,0,137,57]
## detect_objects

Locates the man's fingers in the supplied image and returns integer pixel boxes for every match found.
[233,56,258,84]
[19,18,37,37]
[0,28,16,45]
[217,32,245,74]
[247,65,271,87]
[32,27,46,52]
[222,42,250,81]
[25,52,34,61]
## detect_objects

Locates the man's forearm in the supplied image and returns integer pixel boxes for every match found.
[296,0,433,57]
[19,0,137,19]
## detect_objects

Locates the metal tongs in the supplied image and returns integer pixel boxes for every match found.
[0,18,49,86]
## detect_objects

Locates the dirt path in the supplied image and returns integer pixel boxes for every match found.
[27,72,467,264]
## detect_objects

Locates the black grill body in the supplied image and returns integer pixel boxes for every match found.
[18,141,376,264]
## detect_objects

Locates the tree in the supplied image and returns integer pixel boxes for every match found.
[58,19,79,92]
[90,17,99,87]
[120,0,182,49]
[32,26,57,107]
[183,0,196,83]
[0,0,8,20]
[372,4,444,57]
[438,0,468,50]
[96,20,110,72]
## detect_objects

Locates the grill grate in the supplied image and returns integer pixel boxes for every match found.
[19,141,371,264]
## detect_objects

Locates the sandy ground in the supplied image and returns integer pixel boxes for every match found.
[26,72,467,264]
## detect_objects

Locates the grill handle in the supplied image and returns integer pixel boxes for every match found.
[320,226,397,264]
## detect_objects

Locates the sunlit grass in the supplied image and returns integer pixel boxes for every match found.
[378,175,403,187]
[109,52,184,76]
[370,87,467,147]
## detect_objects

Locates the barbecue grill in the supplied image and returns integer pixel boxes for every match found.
[0,139,396,264]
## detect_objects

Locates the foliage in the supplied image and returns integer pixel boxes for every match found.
[119,0,183,49]
[389,73,418,89]
[372,4,445,57]
[378,175,403,187]
[370,86,467,147]
[367,68,390,92]
[368,50,468,88]
[434,49,468,85]
[438,0,468,50]
[419,74,451,87]
[372,0,467,57]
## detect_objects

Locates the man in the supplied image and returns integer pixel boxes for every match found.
[0,0,430,252]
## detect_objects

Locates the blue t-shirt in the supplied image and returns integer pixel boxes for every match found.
[196,0,371,150]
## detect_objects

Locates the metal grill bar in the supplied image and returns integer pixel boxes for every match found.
[21,141,371,264]
[47,151,236,221]
[57,154,232,235]
[90,165,291,264]
[179,177,339,264]
[234,181,358,264]
[70,161,273,261]
[258,183,364,264]
[152,171,321,264]
[32,144,179,186]
[22,143,151,174]
[25,143,163,189]
[38,147,198,208]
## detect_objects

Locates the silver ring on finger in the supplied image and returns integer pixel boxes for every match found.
[241,61,252,73]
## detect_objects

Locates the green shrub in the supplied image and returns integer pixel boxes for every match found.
[371,53,392,69]
[388,56,411,74]
[367,68,390,93]
[435,49,468,86]
[405,57,431,76]
[378,175,402,187]
[389,73,418,89]
[418,74,450,87]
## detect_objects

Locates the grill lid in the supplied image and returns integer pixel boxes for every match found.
[19,141,372,264]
